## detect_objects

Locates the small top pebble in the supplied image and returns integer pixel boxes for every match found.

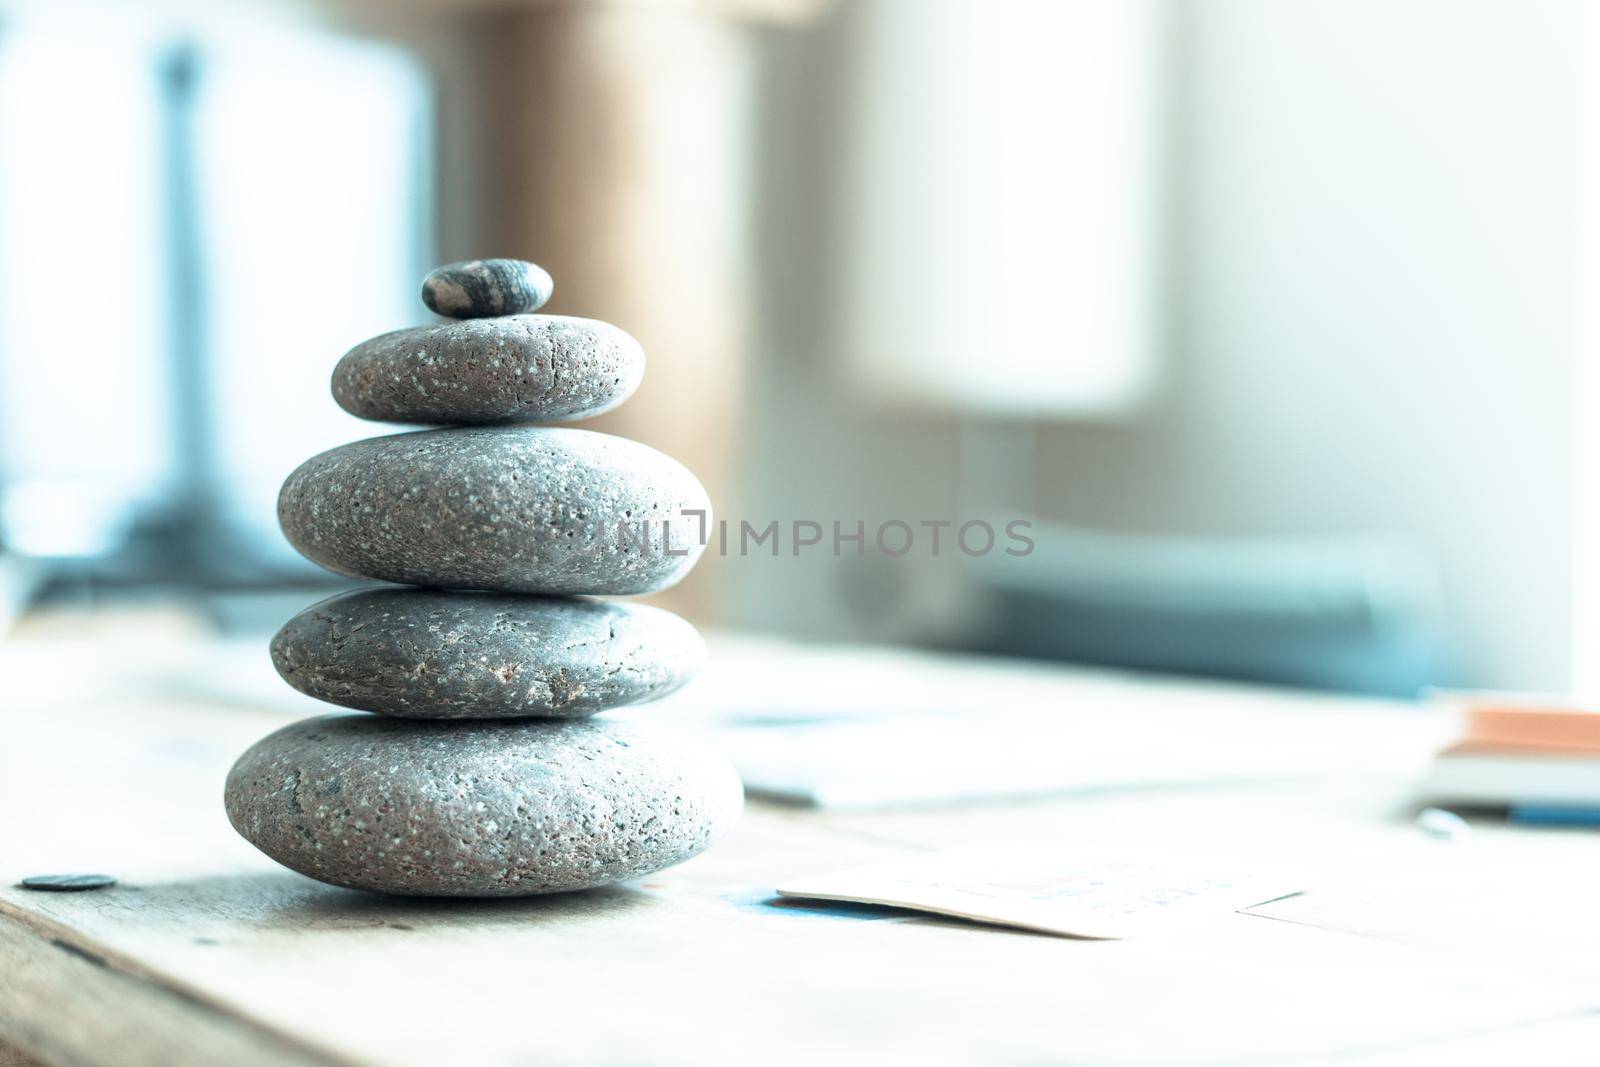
[423,258,554,319]
[20,873,117,892]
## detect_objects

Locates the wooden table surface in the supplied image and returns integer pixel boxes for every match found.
[3,617,1599,1066]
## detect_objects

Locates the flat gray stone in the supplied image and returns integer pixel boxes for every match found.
[224,715,743,896]
[422,258,553,319]
[278,427,710,595]
[19,874,117,892]
[332,315,643,425]
[272,589,705,719]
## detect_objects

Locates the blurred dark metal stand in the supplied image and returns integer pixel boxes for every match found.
[5,42,347,632]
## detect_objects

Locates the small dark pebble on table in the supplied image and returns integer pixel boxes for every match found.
[19,873,117,892]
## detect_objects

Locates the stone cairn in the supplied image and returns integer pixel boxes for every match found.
[225,259,742,896]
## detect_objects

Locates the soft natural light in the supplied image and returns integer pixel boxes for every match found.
[193,29,430,552]
[836,0,1163,417]
[1578,0,1600,694]
[0,21,170,553]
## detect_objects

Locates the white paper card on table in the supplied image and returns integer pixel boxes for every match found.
[776,839,1301,939]
[705,703,1389,810]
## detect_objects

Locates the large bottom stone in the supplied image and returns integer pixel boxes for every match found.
[224,715,742,896]
[271,589,704,719]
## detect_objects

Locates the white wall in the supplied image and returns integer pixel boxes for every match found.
[1038,0,1578,688]
[746,0,1580,690]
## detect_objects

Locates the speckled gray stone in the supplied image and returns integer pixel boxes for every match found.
[422,258,553,319]
[225,714,742,896]
[278,427,710,595]
[332,315,643,426]
[271,589,705,719]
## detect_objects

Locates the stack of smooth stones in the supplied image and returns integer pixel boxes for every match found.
[225,258,742,897]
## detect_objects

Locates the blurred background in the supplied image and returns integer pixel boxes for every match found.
[0,0,1585,699]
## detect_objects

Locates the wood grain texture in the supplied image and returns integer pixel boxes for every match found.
[3,622,1600,1065]
[0,912,339,1067]
[0,1041,44,1067]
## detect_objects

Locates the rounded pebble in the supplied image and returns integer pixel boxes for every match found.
[1417,807,1472,841]
[272,588,705,719]
[278,427,710,595]
[20,874,117,892]
[422,258,553,319]
[224,715,743,896]
[332,315,643,426]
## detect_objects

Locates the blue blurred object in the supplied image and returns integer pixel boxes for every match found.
[963,523,1445,697]
[1509,805,1600,828]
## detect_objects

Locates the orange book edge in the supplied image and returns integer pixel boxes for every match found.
[1462,705,1600,754]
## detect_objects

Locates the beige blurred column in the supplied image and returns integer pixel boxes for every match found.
[468,0,822,622]
[337,0,824,619]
